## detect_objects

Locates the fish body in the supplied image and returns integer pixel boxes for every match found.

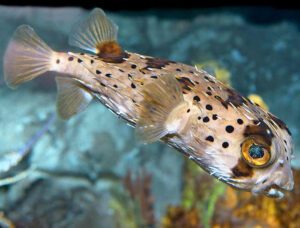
[3,9,294,198]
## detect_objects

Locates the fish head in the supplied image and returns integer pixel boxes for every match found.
[221,114,294,199]
[190,105,294,199]
[240,114,294,199]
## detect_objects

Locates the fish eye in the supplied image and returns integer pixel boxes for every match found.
[249,145,264,159]
[241,138,271,167]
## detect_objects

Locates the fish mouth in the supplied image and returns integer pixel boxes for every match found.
[252,180,293,199]
[263,185,286,199]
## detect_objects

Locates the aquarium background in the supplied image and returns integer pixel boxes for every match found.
[0,6,299,227]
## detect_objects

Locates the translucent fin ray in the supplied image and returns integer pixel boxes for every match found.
[56,76,93,119]
[3,25,54,88]
[68,8,119,54]
[136,74,187,143]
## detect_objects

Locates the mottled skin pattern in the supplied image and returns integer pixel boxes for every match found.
[51,50,294,197]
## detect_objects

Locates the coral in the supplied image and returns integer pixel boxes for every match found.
[0,212,15,228]
[169,161,225,227]
[195,61,232,86]
[123,170,155,226]
[161,206,201,228]
[248,94,269,110]
[212,168,300,228]
[109,170,155,227]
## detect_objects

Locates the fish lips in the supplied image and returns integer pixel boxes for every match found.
[252,177,294,199]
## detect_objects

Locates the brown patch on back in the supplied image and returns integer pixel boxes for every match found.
[244,119,274,147]
[268,113,292,136]
[98,52,130,64]
[232,158,253,177]
[214,95,228,109]
[225,88,247,107]
[96,41,130,64]
[144,57,175,69]
[96,41,122,56]
[176,77,195,93]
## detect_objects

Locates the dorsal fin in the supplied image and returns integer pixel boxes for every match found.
[69,8,121,56]
[136,74,189,143]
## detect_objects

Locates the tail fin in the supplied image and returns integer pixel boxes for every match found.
[3,25,54,88]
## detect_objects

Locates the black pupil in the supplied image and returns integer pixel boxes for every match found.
[249,145,264,159]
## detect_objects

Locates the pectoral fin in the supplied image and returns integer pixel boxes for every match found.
[56,77,93,119]
[136,74,189,143]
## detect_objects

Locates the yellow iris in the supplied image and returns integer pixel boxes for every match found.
[241,138,271,167]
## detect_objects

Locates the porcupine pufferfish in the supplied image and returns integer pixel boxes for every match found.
[3,8,294,198]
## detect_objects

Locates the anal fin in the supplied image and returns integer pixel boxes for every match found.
[136,74,189,143]
[56,76,93,119]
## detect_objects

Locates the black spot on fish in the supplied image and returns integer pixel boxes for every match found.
[206,136,214,142]
[226,125,234,133]
[212,114,218,120]
[131,64,137,69]
[105,73,112,78]
[77,58,83,63]
[96,70,101,74]
[203,116,210,123]
[131,83,136,89]
[206,104,213,111]
[151,75,158,79]
[222,142,229,148]
[56,59,60,64]
[237,119,244,125]
[68,56,74,61]
[113,84,118,88]
[193,96,200,102]
[91,59,94,64]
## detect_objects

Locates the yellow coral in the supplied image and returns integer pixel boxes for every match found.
[195,61,232,86]
[248,94,269,110]
[0,212,15,228]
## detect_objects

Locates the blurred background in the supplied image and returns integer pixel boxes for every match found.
[0,2,299,228]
